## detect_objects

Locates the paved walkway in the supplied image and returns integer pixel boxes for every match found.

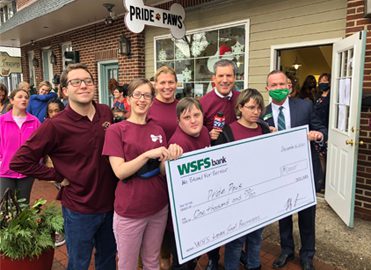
[30,180,339,270]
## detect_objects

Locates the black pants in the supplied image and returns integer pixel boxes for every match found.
[278,205,316,262]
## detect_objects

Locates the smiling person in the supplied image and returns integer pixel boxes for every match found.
[200,59,240,270]
[10,63,117,270]
[200,59,240,145]
[102,78,182,270]
[147,66,179,269]
[0,89,40,202]
[148,66,179,141]
[168,97,210,270]
[27,80,57,122]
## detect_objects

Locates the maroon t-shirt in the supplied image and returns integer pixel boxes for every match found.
[147,98,178,141]
[102,120,168,218]
[169,126,210,153]
[200,90,240,131]
[10,102,117,214]
[229,121,263,141]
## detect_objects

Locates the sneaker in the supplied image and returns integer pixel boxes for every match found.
[55,232,66,247]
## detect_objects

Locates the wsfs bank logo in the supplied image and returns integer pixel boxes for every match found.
[177,156,227,176]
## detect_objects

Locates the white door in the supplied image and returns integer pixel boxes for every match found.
[325,31,366,227]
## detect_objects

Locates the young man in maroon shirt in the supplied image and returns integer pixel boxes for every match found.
[200,59,240,270]
[10,63,117,270]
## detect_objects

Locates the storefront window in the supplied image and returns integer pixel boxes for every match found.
[155,21,248,98]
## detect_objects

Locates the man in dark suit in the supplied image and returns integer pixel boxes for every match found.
[264,70,327,270]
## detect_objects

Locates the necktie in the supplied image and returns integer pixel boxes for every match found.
[278,106,286,131]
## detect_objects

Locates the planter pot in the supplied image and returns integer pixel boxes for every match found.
[0,248,54,270]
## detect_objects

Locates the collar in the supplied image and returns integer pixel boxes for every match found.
[214,89,233,100]
[271,97,289,111]
[65,101,99,122]
[3,110,35,122]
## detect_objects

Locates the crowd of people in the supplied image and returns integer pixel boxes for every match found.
[0,59,330,270]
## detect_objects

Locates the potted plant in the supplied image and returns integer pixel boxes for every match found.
[0,188,64,270]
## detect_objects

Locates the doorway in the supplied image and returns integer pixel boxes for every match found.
[278,45,332,91]
[98,61,119,107]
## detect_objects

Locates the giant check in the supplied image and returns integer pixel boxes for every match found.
[165,125,317,264]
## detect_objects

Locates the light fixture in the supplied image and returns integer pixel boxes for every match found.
[118,34,131,57]
[50,51,57,65]
[103,3,116,25]
[292,56,301,70]
[32,57,39,67]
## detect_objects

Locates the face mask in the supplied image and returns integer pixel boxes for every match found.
[318,83,330,91]
[269,88,289,102]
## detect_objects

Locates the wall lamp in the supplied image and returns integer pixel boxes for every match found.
[118,34,131,57]
[50,51,57,65]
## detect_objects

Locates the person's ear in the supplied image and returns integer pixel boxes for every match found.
[62,87,68,97]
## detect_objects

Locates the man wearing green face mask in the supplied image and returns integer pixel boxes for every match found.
[264,70,327,270]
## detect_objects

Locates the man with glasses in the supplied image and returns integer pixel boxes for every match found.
[10,63,117,270]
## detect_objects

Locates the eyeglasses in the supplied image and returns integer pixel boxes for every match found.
[68,78,94,87]
[244,105,262,112]
[131,92,153,100]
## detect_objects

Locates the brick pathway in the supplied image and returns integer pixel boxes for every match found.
[30,180,339,270]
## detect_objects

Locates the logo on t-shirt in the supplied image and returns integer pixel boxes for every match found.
[102,121,111,130]
[150,134,163,143]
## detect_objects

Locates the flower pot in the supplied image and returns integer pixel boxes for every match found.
[0,248,54,270]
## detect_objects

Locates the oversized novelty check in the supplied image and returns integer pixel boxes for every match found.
[165,125,317,264]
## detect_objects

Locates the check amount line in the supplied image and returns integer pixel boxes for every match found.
[189,177,308,222]
[188,163,308,211]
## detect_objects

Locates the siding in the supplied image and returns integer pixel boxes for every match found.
[145,0,346,94]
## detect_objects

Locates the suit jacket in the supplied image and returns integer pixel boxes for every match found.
[264,98,327,191]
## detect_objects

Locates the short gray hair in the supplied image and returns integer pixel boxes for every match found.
[213,59,237,76]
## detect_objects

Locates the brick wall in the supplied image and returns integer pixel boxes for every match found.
[346,0,371,220]
[20,17,144,101]
[356,107,371,220]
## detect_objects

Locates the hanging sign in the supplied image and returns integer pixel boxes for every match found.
[123,0,186,39]
[0,52,21,77]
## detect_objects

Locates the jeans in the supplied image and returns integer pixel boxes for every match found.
[62,207,117,270]
[224,228,264,270]
[241,228,264,269]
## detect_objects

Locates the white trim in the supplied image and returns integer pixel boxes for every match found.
[27,50,36,86]
[154,19,250,41]
[153,19,250,91]
[270,38,341,71]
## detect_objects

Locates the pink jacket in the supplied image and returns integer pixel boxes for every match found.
[0,110,41,178]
